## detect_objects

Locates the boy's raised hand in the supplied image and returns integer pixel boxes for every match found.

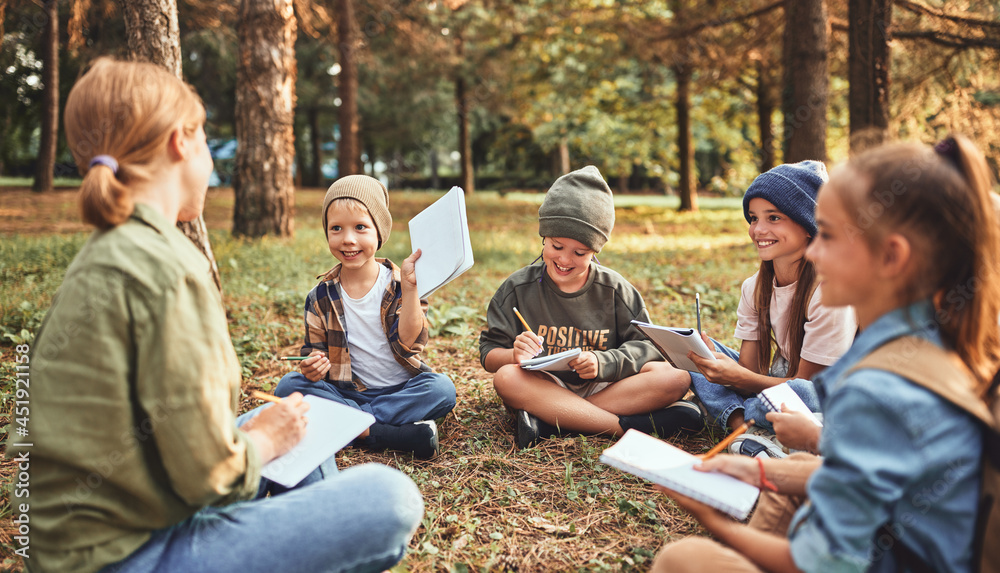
[512,331,544,363]
[301,350,332,382]
[401,248,422,289]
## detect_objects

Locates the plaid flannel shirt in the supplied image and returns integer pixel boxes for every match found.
[300,258,431,391]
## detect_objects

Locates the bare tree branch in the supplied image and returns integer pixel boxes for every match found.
[649,0,786,42]
[894,29,1000,50]
[896,0,1000,30]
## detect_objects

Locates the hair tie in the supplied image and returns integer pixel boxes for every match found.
[933,137,963,175]
[88,155,119,175]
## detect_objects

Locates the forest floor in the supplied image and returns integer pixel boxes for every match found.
[0,185,758,572]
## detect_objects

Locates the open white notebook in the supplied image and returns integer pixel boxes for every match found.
[631,320,715,373]
[519,348,582,372]
[760,382,823,426]
[408,186,475,299]
[600,429,760,520]
[260,396,375,487]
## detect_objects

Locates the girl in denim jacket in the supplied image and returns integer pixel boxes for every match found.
[652,135,1000,573]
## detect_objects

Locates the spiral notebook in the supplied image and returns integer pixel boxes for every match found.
[600,429,760,520]
[631,320,715,373]
[760,382,823,427]
[519,348,582,372]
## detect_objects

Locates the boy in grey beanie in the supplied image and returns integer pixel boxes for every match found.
[480,166,703,448]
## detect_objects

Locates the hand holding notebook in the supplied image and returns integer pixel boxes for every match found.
[519,348,582,372]
[408,186,475,299]
[631,319,716,373]
[759,382,823,426]
[600,429,760,520]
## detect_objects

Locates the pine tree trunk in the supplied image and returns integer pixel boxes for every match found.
[233,0,296,238]
[848,0,892,153]
[558,139,570,175]
[455,34,474,195]
[674,63,697,212]
[756,59,776,173]
[120,0,222,290]
[32,0,58,193]
[782,0,829,163]
[309,106,322,187]
[336,0,360,176]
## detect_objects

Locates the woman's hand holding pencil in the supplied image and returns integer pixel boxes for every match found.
[242,391,310,463]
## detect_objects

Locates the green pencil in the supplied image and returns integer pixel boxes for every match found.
[279,356,309,361]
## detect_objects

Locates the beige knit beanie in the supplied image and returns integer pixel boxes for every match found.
[538,165,615,252]
[322,175,392,248]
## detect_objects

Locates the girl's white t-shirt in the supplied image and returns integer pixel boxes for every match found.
[338,264,412,390]
[734,271,857,367]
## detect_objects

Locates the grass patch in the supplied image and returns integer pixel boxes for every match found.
[0,188,758,571]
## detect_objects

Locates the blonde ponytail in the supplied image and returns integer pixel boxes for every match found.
[78,161,133,229]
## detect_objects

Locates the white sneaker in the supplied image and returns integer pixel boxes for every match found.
[728,427,787,459]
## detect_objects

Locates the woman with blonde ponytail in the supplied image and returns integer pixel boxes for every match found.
[17,58,422,573]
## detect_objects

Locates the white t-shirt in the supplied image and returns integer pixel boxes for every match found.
[734,271,857,367]
[338,264,412,390]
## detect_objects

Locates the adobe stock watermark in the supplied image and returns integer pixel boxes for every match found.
[11,343,33,560]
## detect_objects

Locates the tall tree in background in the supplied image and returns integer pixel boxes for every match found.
[454,28,475,194]
[848,0,892,152]
[31,0,58,193]
[120,0,222,290]
[233,0,296,237]
[669,0,696,211]
[782,0,829,162]
[336,0,361,176]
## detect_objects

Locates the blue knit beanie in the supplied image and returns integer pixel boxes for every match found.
[742,160,828,237]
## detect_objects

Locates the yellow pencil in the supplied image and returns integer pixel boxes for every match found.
[251,390,282,404]
[512,306,534,334]
[700,419,754,461]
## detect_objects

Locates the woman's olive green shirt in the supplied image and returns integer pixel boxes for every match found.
[19,204,260,573]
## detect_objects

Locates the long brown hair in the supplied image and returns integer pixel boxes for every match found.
[839,135,1000,393]
[63,57,205,229]
[753,257,817,377]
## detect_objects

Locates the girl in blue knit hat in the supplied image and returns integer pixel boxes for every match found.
[687,160,857,458]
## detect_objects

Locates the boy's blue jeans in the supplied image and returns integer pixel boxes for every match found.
[275,371,456,425]
[689,340,820,431]
[99,409,424,573]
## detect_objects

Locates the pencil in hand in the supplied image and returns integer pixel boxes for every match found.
[251,390,282,404]
[700,419,754,461]
[512,306,534,334]
[279,356,309,361]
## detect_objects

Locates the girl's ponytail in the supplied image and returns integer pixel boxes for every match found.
[936,136,1000,394]
[79,156,133,230]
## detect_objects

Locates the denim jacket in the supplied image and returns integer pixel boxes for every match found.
[788,301,982,573]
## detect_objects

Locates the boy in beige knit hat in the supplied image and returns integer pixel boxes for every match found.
[479,166,703,448]
[275,175,456,459]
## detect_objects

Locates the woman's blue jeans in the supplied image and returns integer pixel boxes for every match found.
[98,408,424,573]
[690,340,820,431]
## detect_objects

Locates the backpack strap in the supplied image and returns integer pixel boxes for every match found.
[848,336,994,428]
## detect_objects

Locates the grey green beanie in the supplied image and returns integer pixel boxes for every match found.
[538,165,615,252]
[322,175,392,248]
[742,160,828,237]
